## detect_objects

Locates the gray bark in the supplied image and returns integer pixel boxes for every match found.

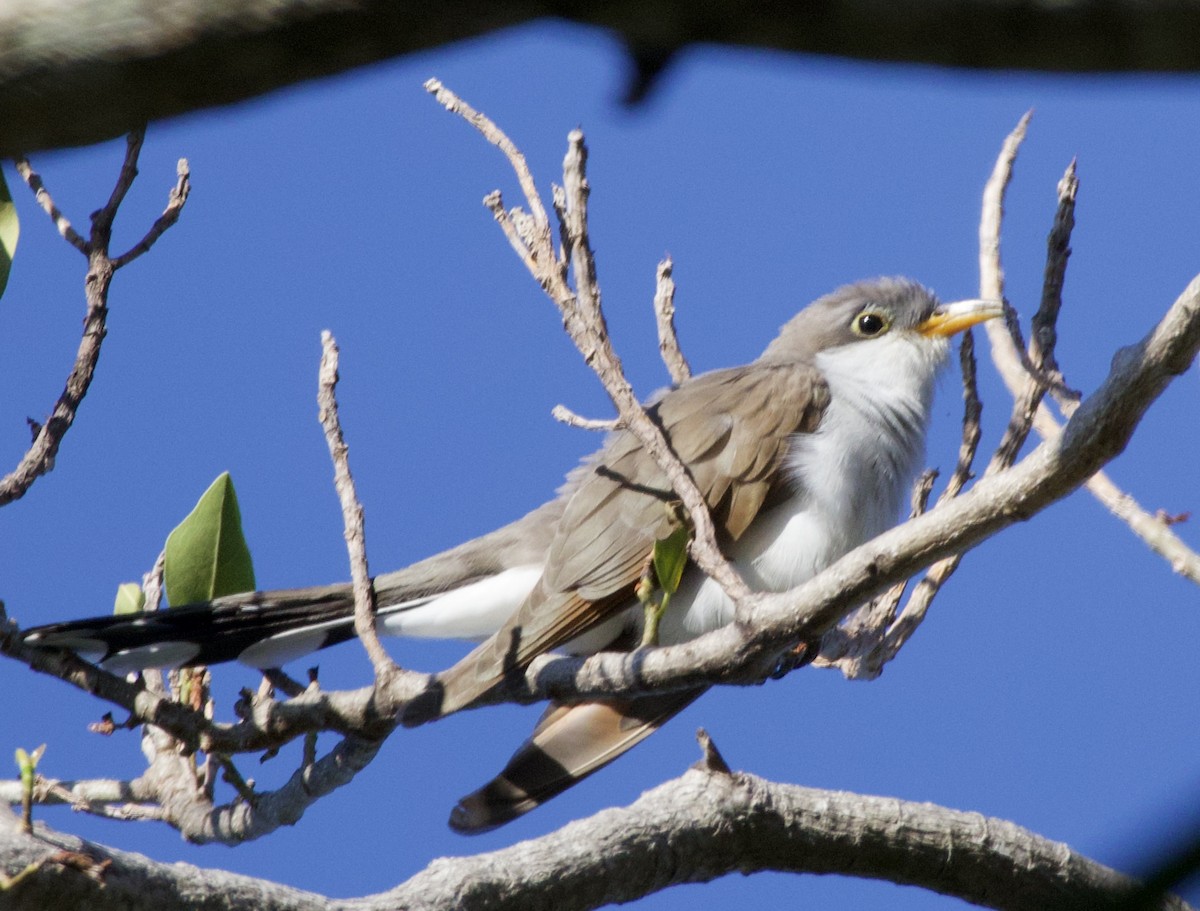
[5,0,1200,155]
[0,768,1187,910]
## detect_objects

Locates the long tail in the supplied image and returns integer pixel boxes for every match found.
[18,499,563,673]
[18,584,393,672]
[450,687,707,833]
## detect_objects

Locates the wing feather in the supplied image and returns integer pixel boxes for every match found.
[420,361,829,720]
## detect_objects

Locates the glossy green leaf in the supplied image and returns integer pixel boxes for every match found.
[164,472,255,606]
[0,169,18,300]
[652,523,690,596]
[113,582,146,615]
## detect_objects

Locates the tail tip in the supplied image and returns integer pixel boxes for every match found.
[448,793,503,835]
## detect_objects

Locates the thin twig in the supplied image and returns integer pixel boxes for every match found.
[0,236,113,507]
[95,129,146,235]
[12,157,86,252]
[317,332,398,683]
[979,111,1029,304]
[939,331,985,502]
[988,160,1080,474]
[425,80,548,229]
[654,257,690,384]
[484,190,540,276]
[112,157,192,269]
[551,404,618,431]
[1032,160,1079,397]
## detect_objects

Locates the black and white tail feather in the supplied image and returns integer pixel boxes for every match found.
[19,498,562,675]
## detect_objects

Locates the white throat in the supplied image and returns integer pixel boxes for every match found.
[799,331,949,527]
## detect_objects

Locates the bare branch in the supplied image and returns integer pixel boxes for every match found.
[979,111,1029,303]
[1033,159,1079,394]
[94,129,145,237]
[1,133,188,506]
[12,157,86,252]
[483,190,541,277]
[316,332,399,685]
[0,232,114,506]
[551,404,618,431]
[941,329,986,500]
[988,160,1080,474]
[654,257,690,383]
[0,765,1189,911]
[980,123,1200,585]
[111,157,192,269]
[425,79,548,229]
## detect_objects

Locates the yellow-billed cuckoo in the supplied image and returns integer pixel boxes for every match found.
[19,278,1001,833]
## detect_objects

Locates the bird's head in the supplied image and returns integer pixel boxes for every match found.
[762,277,1004,366]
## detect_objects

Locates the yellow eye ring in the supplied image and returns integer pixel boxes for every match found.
[852,310,891,337]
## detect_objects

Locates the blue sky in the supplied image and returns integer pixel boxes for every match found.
[3,21,1200,909]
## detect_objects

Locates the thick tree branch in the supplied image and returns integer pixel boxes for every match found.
[0,762,1188,910]
[8,1,1200,155]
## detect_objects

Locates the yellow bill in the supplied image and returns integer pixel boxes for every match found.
[917,298,1005,337]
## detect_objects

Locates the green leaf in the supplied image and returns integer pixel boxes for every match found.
[0,169,18,299]
[113,582,146,615]
[14,745,44,784]
[164,472,255,606]
[652,523,690,596]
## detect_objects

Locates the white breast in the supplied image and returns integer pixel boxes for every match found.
[655,331,947,645]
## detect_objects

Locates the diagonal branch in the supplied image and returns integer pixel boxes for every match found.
[12,158,86,252]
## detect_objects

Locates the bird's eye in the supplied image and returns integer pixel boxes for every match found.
[852,310,891,337]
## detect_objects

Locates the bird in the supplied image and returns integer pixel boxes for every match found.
[18,278,1002,833]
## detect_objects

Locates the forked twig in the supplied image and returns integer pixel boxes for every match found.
[0,130,190,506]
